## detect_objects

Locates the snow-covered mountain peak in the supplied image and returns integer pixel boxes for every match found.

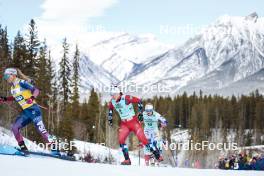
[84,32,171,81]
[207,13,263,33]
[245,12,258,22]
[79,14,264,98]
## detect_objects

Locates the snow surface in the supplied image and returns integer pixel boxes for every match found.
[73,140,144,165]
[0,155,262,176]
[0,127,45,152]
[0,126,263,175]
[0,126,144,165]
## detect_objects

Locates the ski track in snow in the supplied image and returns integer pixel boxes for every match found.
[0,155,262,176]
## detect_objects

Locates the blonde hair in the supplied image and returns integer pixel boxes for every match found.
[16,69,32,83]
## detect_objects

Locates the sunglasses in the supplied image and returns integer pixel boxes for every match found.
[146,109,153,113]
[3,74,11,80]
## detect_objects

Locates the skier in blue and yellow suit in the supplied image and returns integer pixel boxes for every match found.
[0,68,54,152]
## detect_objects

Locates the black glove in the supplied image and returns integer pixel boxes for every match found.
[138,113,143,122]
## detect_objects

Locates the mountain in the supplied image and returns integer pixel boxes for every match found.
[79,55,119,97]
[84,33,171,81]
[79,13,264,97]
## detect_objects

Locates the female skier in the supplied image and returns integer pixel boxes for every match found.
[0,68,55,152]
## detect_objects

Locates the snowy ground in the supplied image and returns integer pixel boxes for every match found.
[74,140,144,165]
[0,155,262,176]
[1,127,263,175]
[0,126,144,165]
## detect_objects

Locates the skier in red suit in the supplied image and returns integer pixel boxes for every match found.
[108,86,162,165]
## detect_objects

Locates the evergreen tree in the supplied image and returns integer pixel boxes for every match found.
[48,50,58,107]
[46,50,57,132]
[0,25,12,126]
[59,38,71,111]
[36,40,49,102]
[86,88,100,142]
[57,38,74,143]
[79,99,90,140]
[12,31,28,70]
[71,44,80,118]
[0,26,11,67]
[26,19,40,77]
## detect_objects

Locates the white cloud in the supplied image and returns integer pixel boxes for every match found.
[40,0,117,21]
[33,0,120,60]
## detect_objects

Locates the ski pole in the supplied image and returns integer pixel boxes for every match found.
[108,125,112,164]
[138,142,141,166]
[38,104,49,110]
[37,103,57,113]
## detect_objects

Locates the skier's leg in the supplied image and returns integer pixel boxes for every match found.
[143,130,152,166]
[118,123,131,162]
[152,131,164,162]
[129,119,163,160]
[131,120,148,145]
[135,127,161,161]
[144,154,151,166]
[11,112,31,144]
[152,131,160,151]
[120,144,130,160]
[30,105,51,143]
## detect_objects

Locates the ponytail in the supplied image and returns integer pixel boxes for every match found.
[16,69,33,84]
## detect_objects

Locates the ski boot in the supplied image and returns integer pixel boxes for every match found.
[120,144,131,165]
[150,157,156,166]
[47,135,61,156]
[157,155,164,162]
[18,141,29,154]
[121,159,131,165]
[152,149,163,162]
[144,155,151,166]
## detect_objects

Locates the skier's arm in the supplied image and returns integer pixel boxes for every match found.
[125,95,143,113]
[19,80,40,99]
[108,102,114,126]
[157,113,168,127]
[17,69,33,83]
[125,95,143,121]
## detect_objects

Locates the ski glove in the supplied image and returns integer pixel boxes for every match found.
[138,113,143,122]
[138,100,143,114]
[161,120,168,127]
[26,96,35,104]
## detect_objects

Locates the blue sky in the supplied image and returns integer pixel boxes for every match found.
[0,0,263,45]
